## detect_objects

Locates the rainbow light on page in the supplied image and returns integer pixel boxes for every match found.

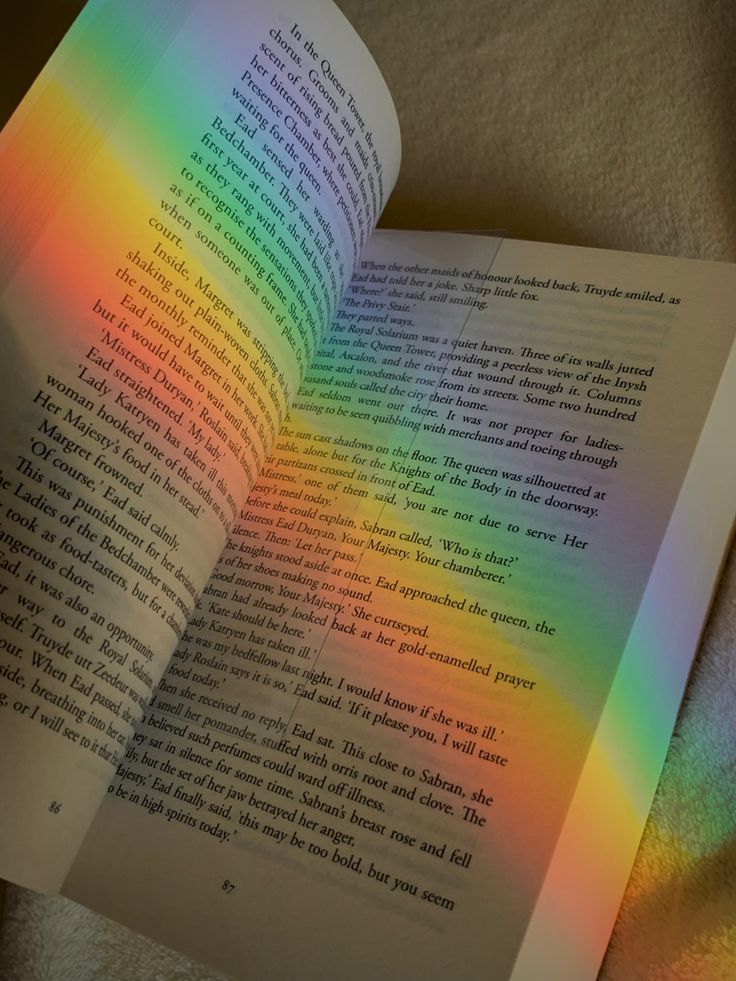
[0,0,399,890]
[260,255,736,976]
[0,0,360,561]
[258,386,617,962]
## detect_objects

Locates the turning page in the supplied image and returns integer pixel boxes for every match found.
[0,0,399,891]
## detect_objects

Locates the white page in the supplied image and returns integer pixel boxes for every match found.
[0,0,399,891]
[65,232,736,980]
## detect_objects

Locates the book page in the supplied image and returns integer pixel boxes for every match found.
[65,232,736,979]
[0,0,399,891]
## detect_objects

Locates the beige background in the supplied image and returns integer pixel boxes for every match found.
[1,1,735,979]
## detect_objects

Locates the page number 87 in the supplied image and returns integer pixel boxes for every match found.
[222,880,236,894]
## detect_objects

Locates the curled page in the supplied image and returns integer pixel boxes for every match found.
[0,0,400,890]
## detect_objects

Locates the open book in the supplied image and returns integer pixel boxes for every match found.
[1,0,735,978]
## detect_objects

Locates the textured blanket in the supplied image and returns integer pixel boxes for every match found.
[1,1,734,978]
